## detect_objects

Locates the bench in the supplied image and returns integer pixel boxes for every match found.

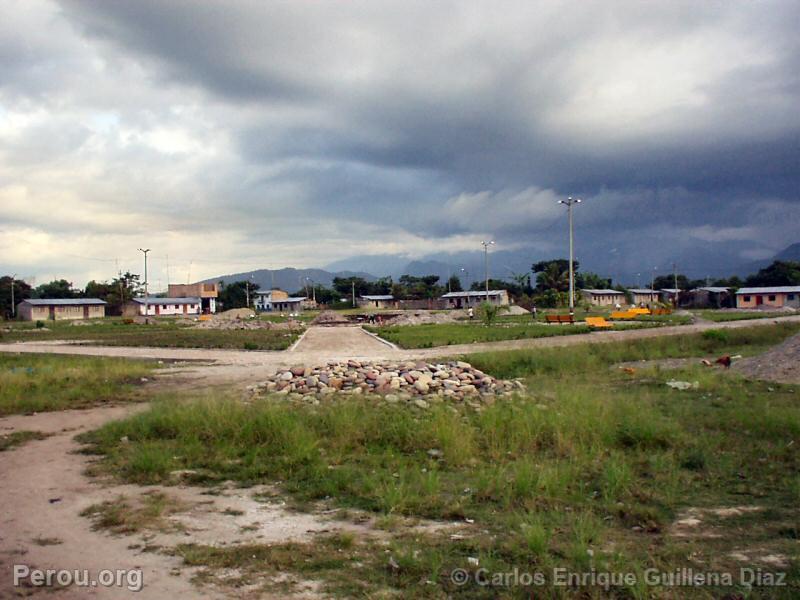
[610,311,637,320]
[545,314,575,325]
[585,316,612,328]
[651,308,672,316]
[629,308,650,315]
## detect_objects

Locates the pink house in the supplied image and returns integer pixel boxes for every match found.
[735,286,800,309]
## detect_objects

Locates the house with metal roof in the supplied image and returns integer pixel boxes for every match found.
[358,295,398,309]
[735,286,800,309]
[580,289,625,306]
[627,288,659,305]
[441,290,509,309]
[126,297,202,317]
[17,298,106,321]
[684,287,733,308]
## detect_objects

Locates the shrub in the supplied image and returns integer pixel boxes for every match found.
[35,320,45,329]
[702,329,729,343]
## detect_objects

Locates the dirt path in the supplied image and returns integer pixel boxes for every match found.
[0,403,392,599]
[0,405,231,599]
[289,325,394,355]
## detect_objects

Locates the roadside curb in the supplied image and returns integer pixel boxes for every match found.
[359,327,400,351]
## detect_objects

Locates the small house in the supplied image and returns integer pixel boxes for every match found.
[441,290,509,309]
[735,286,800,309]
[685,287,732,308]
[627,289,659,306]
[17,298,106,321]
[168,282,218,314]
[254,289,306,312]
[580,289,625,306]
[659,289,682,306]
[127,297,201,317]
[358,295,397,309]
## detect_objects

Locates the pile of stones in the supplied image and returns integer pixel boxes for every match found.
[251,360,524,407]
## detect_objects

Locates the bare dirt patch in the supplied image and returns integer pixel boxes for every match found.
[733,331,800,384]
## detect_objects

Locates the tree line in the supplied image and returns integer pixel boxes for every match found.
[2,259,798,317]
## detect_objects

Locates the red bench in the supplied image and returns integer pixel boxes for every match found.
[545,314,575,325]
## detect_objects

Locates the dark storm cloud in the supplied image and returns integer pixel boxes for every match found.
[3,0,799,285]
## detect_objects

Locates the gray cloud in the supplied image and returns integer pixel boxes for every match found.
[0,0,798,285]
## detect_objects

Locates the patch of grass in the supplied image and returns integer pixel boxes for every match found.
[465,322,800,379]
[31,537,62,546]
[0,353,157,416]
[0,318,298,350]
[365,322,593,348]
[81,491,187,535]
[80,322,800,598]
[0,430,50,451]
[695,310,796,322]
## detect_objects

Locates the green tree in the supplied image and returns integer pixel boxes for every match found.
[34,279,80,299]
[218,280,260,310]
[745,260,800,287]
[533,259,574,292]
[446,275,463,293]
[0,276,32,319]
[332,277,371,298]
[576,271,612,289]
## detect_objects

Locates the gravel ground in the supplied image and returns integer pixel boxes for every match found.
[732,331,800,384]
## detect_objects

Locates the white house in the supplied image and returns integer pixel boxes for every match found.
[581,289,625,306]
[130,297,201,317]
[254,290,307,312]
[441,290,509,309]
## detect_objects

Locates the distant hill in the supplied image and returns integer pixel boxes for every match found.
[202,267,376,293]
[210,241,800,294]
[774,242,800,262]
[734,242,800,278]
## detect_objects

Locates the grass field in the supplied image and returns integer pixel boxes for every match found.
[0,319,299,351]
[80,322,800,598]
[0,353,156,416]
[693,310,796,322]
[365,321,593,348]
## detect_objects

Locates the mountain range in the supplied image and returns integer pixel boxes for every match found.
[206,243,799,292]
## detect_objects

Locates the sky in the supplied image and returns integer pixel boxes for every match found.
[1,0,798,288]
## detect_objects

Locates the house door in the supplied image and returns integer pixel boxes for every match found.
[756,295,763,305]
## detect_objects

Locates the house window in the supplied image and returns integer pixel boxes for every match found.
[768,295,776,301]
[789,294,796,300]
[743,296,751,302]
[175,305,180,309]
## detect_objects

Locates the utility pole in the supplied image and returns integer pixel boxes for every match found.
[672,262,679,308]
[481,240,495,302]
[10,274,16,318]
[351,280,356,308]
[558,196,581,315]
[651,267,656,293]
[138,248,151,320]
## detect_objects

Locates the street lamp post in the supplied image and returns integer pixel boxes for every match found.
[138,248,150,320]
[558,197,581,315]
[10,274,16,318]
[481,240,495,302]
[305,277,316,303]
